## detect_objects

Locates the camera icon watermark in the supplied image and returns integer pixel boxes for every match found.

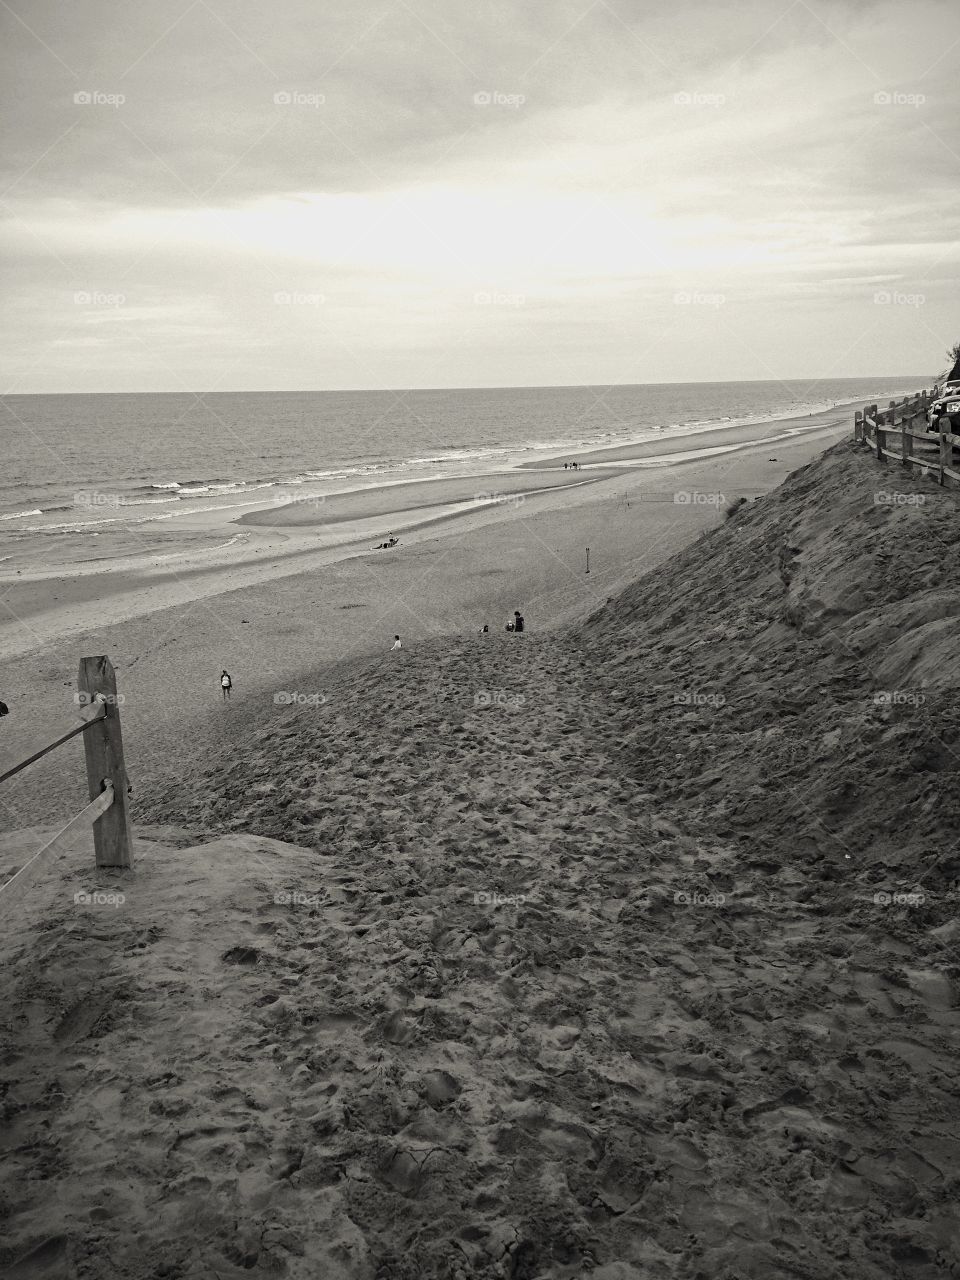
[271,490,326,509]
[474,689,526,708]
[273,691,327,706]
[874,491,926,506]
[673,290,725,307]
[674,490,725,506]
[74,691,125,707]
[74,490,121,509]
[473,490,525,508]
[274,889,324,906]
[674,890,726,906]
[74,291,125,307]
[274,290,325,306]
[473,90,526,107]
[673,90,725,107]
[74,890,125,906]
[873,290,924,307]
[673,690,726,708]
[873,890,925,906]
[473,291,526,307]
[74,90,125,108]
[473,890,527,906]
[873,689,926,708]
[273,90,325,107]
[873,90,925,107]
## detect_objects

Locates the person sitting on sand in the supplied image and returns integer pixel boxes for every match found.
[391,635,402,650]
[0,699,8,716]
[479,624,489,633]
[514,611,524,634]
[220,670,232,701]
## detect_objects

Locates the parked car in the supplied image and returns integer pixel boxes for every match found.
[928,392,960,433]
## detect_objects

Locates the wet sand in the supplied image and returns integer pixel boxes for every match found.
[237,467,616,528]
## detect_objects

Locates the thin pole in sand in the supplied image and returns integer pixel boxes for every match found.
[586,547,590,574]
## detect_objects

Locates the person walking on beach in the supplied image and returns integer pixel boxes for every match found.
[391,635,402,650]
[220,670,232,701]
[514,611,524,634]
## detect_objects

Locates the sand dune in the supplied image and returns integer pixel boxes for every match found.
[3,431,958,1278]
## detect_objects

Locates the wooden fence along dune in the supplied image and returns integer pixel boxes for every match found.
[855,390,960,487]
[0,656,134,912]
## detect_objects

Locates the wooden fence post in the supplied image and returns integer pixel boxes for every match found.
[940,433,951,487]
[854,409,863,442]
[77,656,133,869]
[902,417,912,465]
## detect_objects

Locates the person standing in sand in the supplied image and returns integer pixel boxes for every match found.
[391,635,402,650]
[514,611,524,634]
[220,670,232,700]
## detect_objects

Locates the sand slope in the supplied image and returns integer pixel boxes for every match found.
[3,437,959,1279]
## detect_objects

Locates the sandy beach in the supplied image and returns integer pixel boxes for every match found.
[0,406,854,829]
[2,431,958,1279]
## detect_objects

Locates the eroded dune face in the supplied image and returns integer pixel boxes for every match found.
[579,438,960,851]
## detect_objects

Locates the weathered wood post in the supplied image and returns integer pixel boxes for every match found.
[77,656,133,868]
[902,413,912,466]
[854,409,863,442]
[940,432,951,487]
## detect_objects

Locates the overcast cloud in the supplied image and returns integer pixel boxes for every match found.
[2,0,958,391]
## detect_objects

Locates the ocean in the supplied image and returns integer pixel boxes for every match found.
[0,377,927,544]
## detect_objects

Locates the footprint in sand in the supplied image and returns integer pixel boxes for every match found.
[422,1069,462,1108]
[379,1008,424,1046]
[52,992,114,1045]
[378,1147,425,1196]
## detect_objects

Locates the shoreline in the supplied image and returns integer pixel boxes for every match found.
[0,390,900,542]
[0,414,855,827]
[0,407,857,665]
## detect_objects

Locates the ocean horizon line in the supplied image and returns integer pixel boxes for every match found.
[0,373,934,399]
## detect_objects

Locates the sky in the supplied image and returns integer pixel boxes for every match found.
[1,0,958,393]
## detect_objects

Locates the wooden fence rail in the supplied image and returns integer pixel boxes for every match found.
[854,390,960,489]
[0,656,133,909]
